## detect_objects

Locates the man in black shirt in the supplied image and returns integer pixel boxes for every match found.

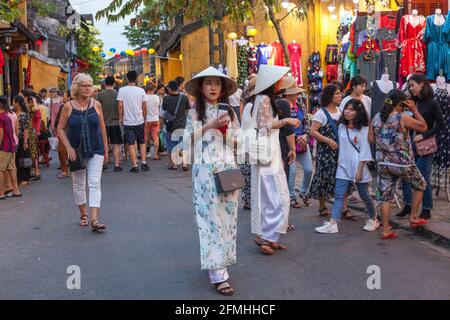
[162,80,190,170]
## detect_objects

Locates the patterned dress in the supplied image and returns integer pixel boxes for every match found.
[184,105,240,271]
[432,88,450,189]
[308,121,339,200]
[237,44,249,88]
[27,112,39,160]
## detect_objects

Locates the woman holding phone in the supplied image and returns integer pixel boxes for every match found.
[184,67,240,296]
[369,89,428,239]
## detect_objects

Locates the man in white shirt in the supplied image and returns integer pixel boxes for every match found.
[144,82,162,160]
[117,70,148,173]
[39,88,51,126]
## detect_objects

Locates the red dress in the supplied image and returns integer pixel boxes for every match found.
[271,41,285,66]
[398,15,426,77]
[288,42,302,86]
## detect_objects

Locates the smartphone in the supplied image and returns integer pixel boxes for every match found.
[217,103,230,134]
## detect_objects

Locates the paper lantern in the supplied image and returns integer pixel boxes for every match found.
[268,20,274,27]
[92,46,100,52]
[109,48,116,53]
[247,28,257,37]
[129,51,135,56]
[100,52,106,58]
[126,49,133,55]
[35,39,43,47]
[179,54,182,61]
[115,53,121,58]
[149,48,156,54]
[134,50,140,56]
[120,51,126,57]
[141,48,148,54]
[107,51,113,56]
[228,32,237,40]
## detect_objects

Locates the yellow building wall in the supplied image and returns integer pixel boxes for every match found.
[160,49,183,83]
[181,27,211,79]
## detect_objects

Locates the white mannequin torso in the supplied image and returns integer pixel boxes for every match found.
[374,79,398,94]
[434,12,445,26]
[409,13,421,27]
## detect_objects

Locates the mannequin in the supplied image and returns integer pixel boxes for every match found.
[292,39,297,43]
[374,72,398,94]
[412,9,418,17]
[434,8,445,26]
[371,73,399,119]
[236,36,248,46]
[410,9,420,27]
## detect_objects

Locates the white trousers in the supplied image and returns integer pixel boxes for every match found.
[72,154,104,208]
[208,268,229,284]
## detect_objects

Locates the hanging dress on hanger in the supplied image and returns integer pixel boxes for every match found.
[256,44,272,67]
[247,46,258,74]
[271,41,285,66]
[288,42,303,86]
[225,39,239,79]
[425,15,449,80]
[237,44,249,88]
[398,15,426,78]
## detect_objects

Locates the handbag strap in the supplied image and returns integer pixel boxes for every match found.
[346,126,360,153]
[321,107,339,143]
[172,94,182,117]
[69,98,91,145]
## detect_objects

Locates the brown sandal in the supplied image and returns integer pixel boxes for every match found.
[214,281,235,296]
[255,237,274,255]
[91,220,106,232]
[80,215,89,227]
[342,209,357,221]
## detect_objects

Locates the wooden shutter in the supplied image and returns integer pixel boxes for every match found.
[408,0,448,15]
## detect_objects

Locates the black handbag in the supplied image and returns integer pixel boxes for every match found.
[163,95,182,133]
[214,169,246,193]
[18,150,33,169]
[68,100,90,172]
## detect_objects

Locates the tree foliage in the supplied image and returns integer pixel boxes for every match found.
[122,14,168,48]
[0,0,21,23]
[60,24,104,84]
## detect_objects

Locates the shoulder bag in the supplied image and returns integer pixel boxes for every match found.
[321,107,339,143]
[346,127,376,171]
[415,135,437,156]
[163,95,182,133]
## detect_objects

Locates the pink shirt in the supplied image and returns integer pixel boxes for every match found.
[7,112,19,147]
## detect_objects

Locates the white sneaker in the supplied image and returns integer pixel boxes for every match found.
[363,219,379,232]
[315,221,339,234]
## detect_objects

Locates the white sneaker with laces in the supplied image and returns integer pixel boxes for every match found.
[363,219,379,232]
[315,221,339,234]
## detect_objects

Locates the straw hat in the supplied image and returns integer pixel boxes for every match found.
[254,65,291,95]
[185,66,238,97]
[284,82,306,95]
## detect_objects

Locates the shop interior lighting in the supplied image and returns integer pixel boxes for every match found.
[328,1,336,13]
[352,0,359,3]
[331,13,337,20]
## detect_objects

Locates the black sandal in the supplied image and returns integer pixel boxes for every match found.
[214,281,234,296]
[290,199,301,208]
[255,237,274,255]
[342,209,357,221]
[287,224,295,232]
[79,215,89,227]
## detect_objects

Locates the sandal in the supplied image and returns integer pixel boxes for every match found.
[214,281,234,296]
[167,164,178,170]
[319,207,331,218]
[80,215,89,227]
[255,237,274,255]
[300,194,312,207]
[342,209,357,221]
[243,202,251,210]
[269,241,287,250]
[182,166,189,171]
[58,172,70,179]
[287,224,295,232]
[290,199,301,208]
[91,220,106,232]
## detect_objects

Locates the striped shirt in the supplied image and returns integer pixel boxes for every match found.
[0,112,15,153]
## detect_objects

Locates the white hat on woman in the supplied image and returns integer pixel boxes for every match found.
[254,65,291,95]
[284,82,306,95]
[185,66,238,97]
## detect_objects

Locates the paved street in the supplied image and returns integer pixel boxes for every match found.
[1,155,450,300]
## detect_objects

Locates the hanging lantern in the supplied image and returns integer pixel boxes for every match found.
[179,54,182,61]
[35,39,43,47]
[115,53,121,58]
[267,20,274,27]
[227,32,237,40]
[149,48,156,54]
[134,50,140,56]
[120,51,126,57]
[141,48,148,54]
[92,46,100,52]
[129,51,135,56]
[109,48,116,53]
[246,27,257,37]
[107,51,113,56]
[100,52,106,58]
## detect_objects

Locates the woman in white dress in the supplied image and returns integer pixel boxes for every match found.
[242,65,300,255]
[184,67,240,296]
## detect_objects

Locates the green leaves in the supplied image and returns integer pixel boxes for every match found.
[0,0,21,23]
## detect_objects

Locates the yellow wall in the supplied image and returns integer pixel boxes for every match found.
[181,26,210,79]
[161,49,183,83]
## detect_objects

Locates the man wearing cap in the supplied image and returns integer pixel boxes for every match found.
[161,80,190,170]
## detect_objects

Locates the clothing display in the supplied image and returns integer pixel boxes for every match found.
[225,40,238,79]
[425,15,449,79]
[247,45,258,75]
[380,39,398,81]
[370,80,397,119]
[398,15,426,77]
[433,87,450,174]
[256,44,272,67]
[237,44,249,87]
[271,41,285,66]
[288,42,302,86]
